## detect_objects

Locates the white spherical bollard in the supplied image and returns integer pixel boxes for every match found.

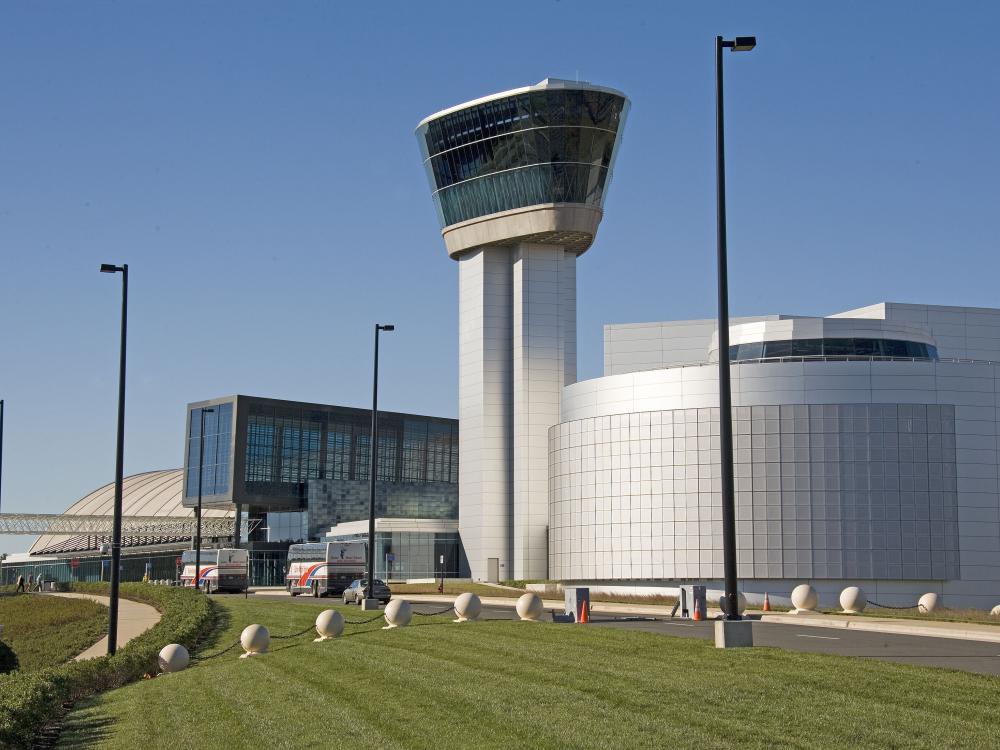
[791,584,819,613]
[383,599,413,629]
[516,592,544,622]
[840,586,867,614]
[918,592,940,614]
[157,643,189,673]
[240,624,270,658]
[453,592,482,622]
[991,605,1000,617]
[314,609,344,641]
[718,591,747,616]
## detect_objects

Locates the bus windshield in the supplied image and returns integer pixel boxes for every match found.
[286,543,329,563]
[181,550,219,565]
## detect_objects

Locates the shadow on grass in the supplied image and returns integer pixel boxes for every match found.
[193,600,233,654]
[0,639,19,674]
[45,702,117,749]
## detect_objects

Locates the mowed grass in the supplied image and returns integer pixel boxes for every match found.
[0,593,107,671]
[57,598,1000,750]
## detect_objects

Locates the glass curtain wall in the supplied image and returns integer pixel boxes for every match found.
[418,88,629,227]
[244,403,458,504]
[185,402,234,499]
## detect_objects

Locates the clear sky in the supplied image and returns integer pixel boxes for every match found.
[1,2,998,553]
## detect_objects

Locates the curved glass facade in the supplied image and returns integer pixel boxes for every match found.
[729,338,939,362]
[417,87,628,228]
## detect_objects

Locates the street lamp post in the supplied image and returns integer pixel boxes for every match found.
[194,407,214,592]
[0,398,4,515]
[99,263,128,655]
[363,323,394,609]
[715,36,756,624]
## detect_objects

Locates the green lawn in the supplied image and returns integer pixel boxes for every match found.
[56,597,1000,749]
[0,593,107,671]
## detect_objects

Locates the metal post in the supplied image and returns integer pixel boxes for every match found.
[715,36,755,621]
[366,326,380,602]
[195,407,213,591]
[0,399,4,515]
[107,264,128,654]
[364,324,393,607]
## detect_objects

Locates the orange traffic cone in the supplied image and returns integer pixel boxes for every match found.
[692,606,702,621]
[578,602,590,623]
[763,592,771,612]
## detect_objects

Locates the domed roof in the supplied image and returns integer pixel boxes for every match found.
[29,469,232,555]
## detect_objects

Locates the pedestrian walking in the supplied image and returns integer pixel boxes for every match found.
[15,574,25,593]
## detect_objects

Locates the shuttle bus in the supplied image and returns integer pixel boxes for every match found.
[180,548,249,593]
[286,542,366,597]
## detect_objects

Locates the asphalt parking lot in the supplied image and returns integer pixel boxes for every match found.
[237,592,1000,676]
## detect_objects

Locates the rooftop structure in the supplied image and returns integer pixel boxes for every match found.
[28,469,231,556]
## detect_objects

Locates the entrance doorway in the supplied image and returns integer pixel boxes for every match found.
[487,557,499,583]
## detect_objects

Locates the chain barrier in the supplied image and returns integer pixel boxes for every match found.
[193,615,381,661]
[271,625,315,640]
[867,599,919,610]
[192,639,242,661]
[344,613,387,625]
[413,604,455,617]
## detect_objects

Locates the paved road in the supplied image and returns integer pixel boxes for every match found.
[237,593,1000,677]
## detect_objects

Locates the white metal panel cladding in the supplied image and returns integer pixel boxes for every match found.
[548,404,960,582]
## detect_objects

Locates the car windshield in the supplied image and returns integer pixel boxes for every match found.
[359,580,385,586]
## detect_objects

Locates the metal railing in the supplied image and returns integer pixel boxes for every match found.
[0,513,237,537]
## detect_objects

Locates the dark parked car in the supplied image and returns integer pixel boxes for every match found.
[343,578,391,605]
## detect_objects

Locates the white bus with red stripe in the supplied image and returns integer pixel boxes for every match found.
[286,542,366,597]
[180,548,249,593]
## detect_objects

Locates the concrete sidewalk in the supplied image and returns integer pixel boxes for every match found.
[399,593,1000,643]
[759,612,1000,644]
[46,593,162,660]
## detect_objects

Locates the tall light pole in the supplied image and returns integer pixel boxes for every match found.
[194,407,214,592]
[363,323,393,609]
[715,36,755,624]
[99,262,128,654]
[0,399,4,514]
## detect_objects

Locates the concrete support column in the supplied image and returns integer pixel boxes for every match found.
[458,248,513,581]
[512,244,576,580]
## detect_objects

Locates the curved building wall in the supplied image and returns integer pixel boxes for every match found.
[551,361,1000,608]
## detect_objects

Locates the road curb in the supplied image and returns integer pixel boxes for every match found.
[760,613,1000,643]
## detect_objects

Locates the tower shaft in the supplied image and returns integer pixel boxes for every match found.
[458,244,576,580]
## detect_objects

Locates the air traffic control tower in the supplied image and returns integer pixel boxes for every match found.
[417,78,629,581]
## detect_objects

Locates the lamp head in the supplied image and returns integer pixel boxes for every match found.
[731,36,756,52]
[380,324,395,332]
[100,263,119,273]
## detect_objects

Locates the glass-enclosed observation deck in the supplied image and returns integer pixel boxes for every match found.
[417,78,629,256]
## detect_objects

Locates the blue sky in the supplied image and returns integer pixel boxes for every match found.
[1,2,998,552]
